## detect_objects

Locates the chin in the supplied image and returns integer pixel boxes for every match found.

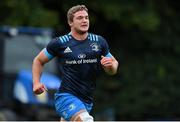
[78,30,88,34]
[81,27,89,31]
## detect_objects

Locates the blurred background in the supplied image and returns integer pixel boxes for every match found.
[0,0,180,121]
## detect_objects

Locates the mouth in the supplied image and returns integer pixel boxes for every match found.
[81,24,88,27]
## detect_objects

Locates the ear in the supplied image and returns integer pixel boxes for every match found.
[68,21,73,26]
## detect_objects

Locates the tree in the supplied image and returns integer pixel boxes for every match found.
[0,0,58,27]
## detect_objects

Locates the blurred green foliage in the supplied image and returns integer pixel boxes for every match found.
[0,0,58,27]
[1,0,180,120]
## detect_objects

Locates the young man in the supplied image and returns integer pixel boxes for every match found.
[32,5,118,122]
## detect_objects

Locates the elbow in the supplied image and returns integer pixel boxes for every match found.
[33,56,44,66]
[105,60,119,75]
[33,56,39,65]
[106,65,118,76]
[108,71,117,75]
[110,60,119,75]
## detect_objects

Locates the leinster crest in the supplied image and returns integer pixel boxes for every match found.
[90,43,99,52]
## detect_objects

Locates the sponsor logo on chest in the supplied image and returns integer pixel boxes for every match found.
[64,47,72,53]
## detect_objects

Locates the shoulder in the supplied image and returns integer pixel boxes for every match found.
[88,33,106,42]
[50,33,72,46]
[58,33,72,44]
[88,33,108,47]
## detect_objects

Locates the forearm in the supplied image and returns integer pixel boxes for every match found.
[32,58,44,84]
[104,60,118,75]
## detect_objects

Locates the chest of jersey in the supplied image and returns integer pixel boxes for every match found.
[58,40,102,65]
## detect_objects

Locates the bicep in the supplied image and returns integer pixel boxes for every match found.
[35,49,51,65]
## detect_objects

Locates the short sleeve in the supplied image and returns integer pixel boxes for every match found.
[99,36,112,57]
[45,37,60,59]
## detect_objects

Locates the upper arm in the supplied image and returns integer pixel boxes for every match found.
[99,36,110,56]
[34,37,60,64]
[46,37,59,58]
[34,49,51,65]
[99,36,118,63]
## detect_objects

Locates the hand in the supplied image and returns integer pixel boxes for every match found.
[100,55,113,68]
[33,82,47,95]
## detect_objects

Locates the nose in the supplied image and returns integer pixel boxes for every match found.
[82,18,87,22]
[82,17,88,22]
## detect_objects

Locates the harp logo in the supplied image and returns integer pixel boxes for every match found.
[90,43,99,52]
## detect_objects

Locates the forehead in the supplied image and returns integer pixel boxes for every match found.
[74,10,88,17]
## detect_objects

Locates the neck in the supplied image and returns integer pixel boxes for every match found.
[71,31,88,41]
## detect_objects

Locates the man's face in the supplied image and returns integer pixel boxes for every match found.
[70,10,89,34]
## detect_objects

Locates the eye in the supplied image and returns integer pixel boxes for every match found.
[76,16,83,20]
[76,16,89,20]
[85,16,89,20]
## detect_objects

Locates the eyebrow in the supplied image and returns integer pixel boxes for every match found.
[76,15,89,18]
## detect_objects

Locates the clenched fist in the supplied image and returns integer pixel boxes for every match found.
[101,55,113,68]
[33,82,47,95]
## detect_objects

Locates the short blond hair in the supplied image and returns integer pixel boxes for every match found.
[67,5,88,23]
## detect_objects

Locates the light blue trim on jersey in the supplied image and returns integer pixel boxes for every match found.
[95,35,98,41]
[92,34,95,41]
[88,33,99,42]
[43,48,54,60]
[59,37,64,43]
[62,36,67,42]
[65,35,69,41]
[59,35,70,43]
[89,34,92,41]
[105,52,113,58]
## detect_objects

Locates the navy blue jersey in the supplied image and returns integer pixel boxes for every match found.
[44,33,112,103]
